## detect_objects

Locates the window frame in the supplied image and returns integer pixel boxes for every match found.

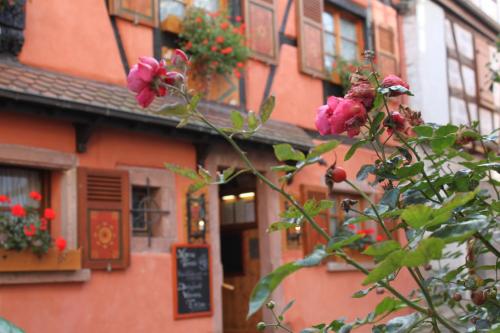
[322,5,365,84]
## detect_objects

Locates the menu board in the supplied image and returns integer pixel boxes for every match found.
[172,244,212,319]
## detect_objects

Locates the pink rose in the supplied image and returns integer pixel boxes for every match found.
[345,82,375,109]
[315,97,367,138]
[381,75,409,96]
[128,57,170,108]
[171,49,189,66]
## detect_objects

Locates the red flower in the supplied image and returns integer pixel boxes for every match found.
[209,11,219,18]
[356,230,367,236]
[23,224,36,237]
[211,46,218,52]
[345,82,375,109]
[348,224,356,230]
[315,97,367,137]
[235,16,242,22]
[215,36,225,43]
[234,69,241,79]
[44,208,56,220]
[381,75,410,96]
[0,194,10,203]
[55,237,66,251]
[39,218,48,231]
[364,228,375,235]
[385,111,407,136]
[171,49,189,66]
[376,235,384,242]
[184,41,192,50]
[195,16,203,23]
[11,204,26,217]
[237,62,244,68]
[220,22,229,30]
[30,191,42,201]
[211,61,218,67]
[220,47,233,55]
[232,27,241,34]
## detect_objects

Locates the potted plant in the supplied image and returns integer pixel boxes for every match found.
[0,192,81,272]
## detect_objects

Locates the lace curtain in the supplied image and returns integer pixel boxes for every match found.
[0,167,42,209]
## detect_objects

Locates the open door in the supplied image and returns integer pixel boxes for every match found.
[220,173,262,333]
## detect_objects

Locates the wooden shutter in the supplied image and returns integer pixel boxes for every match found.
[109,0,159,27]
[301,185,329,255]
[78,168,130,270]
[245,0,279,64]
[475,36,494,109]
[296,0,324,77]
[375,25,399,76]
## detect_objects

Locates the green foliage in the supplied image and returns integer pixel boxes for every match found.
[180,8,249,77]
[0,317,24,333]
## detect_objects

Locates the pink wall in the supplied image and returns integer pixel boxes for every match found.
[0,254,212,333]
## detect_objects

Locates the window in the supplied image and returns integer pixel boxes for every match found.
[322,7,364,74]
[131,185,161,236]
[0,166,48,211]
[160,0,222,33]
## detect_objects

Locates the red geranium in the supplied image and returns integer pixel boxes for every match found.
[11,204,26,217]
[30,191,42,201]
[55,237,67,251]
[0,194,10,203]
[220,47,233,55]
[220,22,229,30]
[44,208,56,220]
[23,224,36,237]
[376,235,384,242]
[215,36,225,43]
[39,218,48,231]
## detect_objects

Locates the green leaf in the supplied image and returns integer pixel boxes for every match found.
[221,167,236,182]
[380,188,400,209]
[357,165,376,181]
[267,221,296,232]
[352,286,375,298]
[327,234,363,251]
[280,299,295,316]
[401,204,433,228]
[189,93,202,110]
[188,180,207,193]
[413,125,434,137]
[435,124,458,137]
[426,210,451,228]
[430,134,456,152]
[247,110,259,131]
[378,85,414,96]
[363,240,401,258]
[395,162,424,178]
[363,250,405,285]
[431,215,489,243]
[230,110,244,130]
[345,140,367,161]
[270,165,297,172]
[308,140,340,159]
[248,247,327,318]
[374,297,398,316]
[165,163,199,180]
[385,313,420,333]
[273,144,306,162]
[159,103,189,117]
[401,238,445,267]
[259,95,275,123]
[492,201,500,212]
[370,112,385,136]
[304,199,334,217]
[0,317,25,333]
[370,93,384,112]
[436,191,477,215]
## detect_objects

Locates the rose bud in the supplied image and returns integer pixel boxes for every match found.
[471,290,486,306]
[171,49,189,66]
[381,75,410,96]
[331,167,347,183]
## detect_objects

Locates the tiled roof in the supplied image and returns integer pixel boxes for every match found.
[0,57,314,150]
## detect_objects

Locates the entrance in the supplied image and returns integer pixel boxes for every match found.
[220,173,262,333]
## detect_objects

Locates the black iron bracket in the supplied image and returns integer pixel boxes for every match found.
[74,122,96,153]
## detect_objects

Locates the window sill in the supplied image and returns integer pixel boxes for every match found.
[326,261,375,272]
[0,269,91,285]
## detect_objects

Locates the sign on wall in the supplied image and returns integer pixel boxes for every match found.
[172,244,212,319]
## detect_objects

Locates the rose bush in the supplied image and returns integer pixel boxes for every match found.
[129,50,499,332]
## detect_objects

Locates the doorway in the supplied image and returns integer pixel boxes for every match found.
[220,173,262,333]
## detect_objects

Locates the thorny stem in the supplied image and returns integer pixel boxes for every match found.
[475,232,500,258]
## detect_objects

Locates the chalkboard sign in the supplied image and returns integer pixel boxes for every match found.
[172,244,212,319]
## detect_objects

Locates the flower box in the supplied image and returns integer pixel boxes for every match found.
[0,248,81,272]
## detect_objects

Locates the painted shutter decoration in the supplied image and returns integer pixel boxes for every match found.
[78,168,130,270]
[297,0,324,77]
[245,0,279,64]
[375,25,398,76]
[301,185,329,255]
[109,0,159,27]
[475,36,494,109]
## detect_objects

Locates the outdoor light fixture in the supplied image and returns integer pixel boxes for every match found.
[222,194,236,201]
[238,192,255,199]
[186,193,207,243]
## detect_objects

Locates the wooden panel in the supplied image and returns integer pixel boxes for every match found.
[245,0,279,65]
[109,0,159,27]
[475,35,494,109]
[223,228,262,333]
[297,0,325,78]
[78,168,130,270]
[301,185,329,255]
[0,248,82,272]
[375,25,399,76]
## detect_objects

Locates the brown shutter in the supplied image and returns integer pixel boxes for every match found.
[475,36,494,109]
[301,185,329,255]
[109,0,159,27]
[244,0,279,64]
[296,0,324,77]
[78,168,130,270]
[375,25,399,76]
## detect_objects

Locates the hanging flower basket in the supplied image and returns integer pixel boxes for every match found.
[0,247,81,272]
